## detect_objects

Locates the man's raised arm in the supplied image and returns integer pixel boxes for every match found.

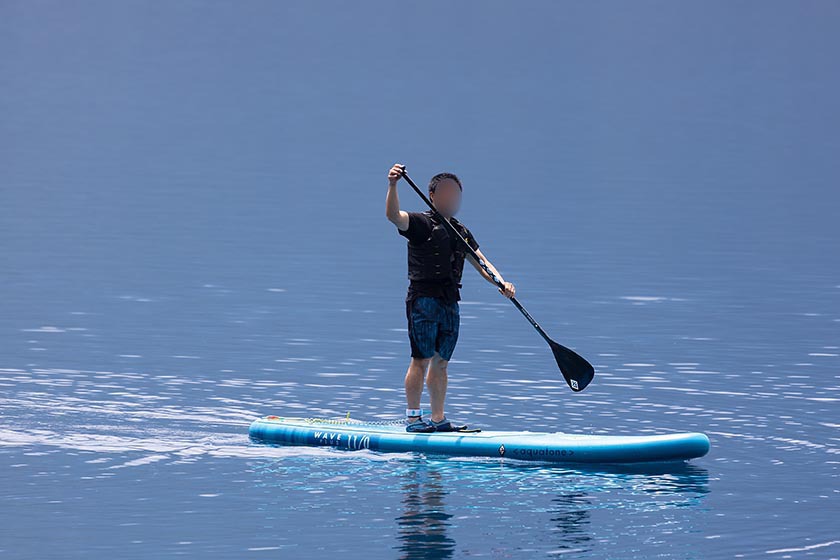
[386,163,409,231]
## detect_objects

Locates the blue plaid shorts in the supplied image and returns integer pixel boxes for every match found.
[406,296,460,361]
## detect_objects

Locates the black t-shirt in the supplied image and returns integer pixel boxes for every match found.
[398,211,479,304]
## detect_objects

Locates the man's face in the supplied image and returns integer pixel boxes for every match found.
[430,178,462,217]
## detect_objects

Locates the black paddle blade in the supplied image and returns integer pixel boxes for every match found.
[549,339,595,392]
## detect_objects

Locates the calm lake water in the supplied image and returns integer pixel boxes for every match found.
[2,2,839,558]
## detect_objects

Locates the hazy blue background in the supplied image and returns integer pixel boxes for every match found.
[2,1,838,558]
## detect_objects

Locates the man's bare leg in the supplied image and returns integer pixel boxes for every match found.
[405,357,431,421]
[426,353,448,423]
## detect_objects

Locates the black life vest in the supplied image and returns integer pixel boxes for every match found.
[407,210,472,287]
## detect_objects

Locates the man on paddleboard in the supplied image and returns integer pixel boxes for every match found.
[386,163,516,432]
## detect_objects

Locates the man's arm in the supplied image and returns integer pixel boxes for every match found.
[467,249,516,298]
[386,163,409,231]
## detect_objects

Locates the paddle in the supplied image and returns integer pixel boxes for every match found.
[398,168,595,392]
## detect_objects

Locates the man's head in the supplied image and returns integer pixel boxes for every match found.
[428,172,462,218]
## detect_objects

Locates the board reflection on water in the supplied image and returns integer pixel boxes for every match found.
[252,452,710,559]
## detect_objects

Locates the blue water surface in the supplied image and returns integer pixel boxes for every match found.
[2,1,839,558]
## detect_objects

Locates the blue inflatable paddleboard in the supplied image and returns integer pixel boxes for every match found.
[248,415,710,463]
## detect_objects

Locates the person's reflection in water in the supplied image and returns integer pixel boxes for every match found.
[389,460,709,558]
[548,492,594,555]
[395,466,455,560]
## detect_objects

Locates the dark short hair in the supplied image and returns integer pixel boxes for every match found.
[428,172,462,194]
